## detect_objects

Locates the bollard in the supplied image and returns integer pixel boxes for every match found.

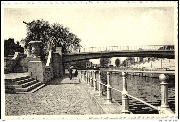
[159,74,174,114]
[99,71,102,97]
[106,72,112,104]
[93,71,97,91]
[121,72,130,114]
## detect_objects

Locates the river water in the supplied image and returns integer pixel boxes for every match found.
[94,71,175,114]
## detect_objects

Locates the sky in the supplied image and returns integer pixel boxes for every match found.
[2,2,177,64]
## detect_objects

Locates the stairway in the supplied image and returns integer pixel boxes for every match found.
[5,76,45,94]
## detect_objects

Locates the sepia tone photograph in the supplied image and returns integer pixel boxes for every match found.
[1,1,178,120]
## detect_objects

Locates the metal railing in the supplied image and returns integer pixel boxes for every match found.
[78,69,175,114]
[72,45,174,53]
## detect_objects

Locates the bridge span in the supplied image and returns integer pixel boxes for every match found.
[63,45,175,63]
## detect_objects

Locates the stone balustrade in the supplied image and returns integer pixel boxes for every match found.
[78,69,174,114]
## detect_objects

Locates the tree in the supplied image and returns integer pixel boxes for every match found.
[4,38,24,57]
[100,58,110,67]
[122,59,127,67]
[115,58,120,67]
[75,60,90,69]
[21,19,81,54]
[127,57,135,65]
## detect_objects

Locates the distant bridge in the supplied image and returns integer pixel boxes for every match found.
[63,45,175,63]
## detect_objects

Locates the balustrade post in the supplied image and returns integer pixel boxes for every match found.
[90,71,93,87]
[121,72,130,114]
[93,71,97,91]
[83,71,86,82]
[88,71,91,85]
[159,74,174,114]
[79,71,81,82]
[85,71,87,83]
[88,71,90,85]
[106,72,112,104]
[99,71,102,97]
[81,71,83,82]
[87,71,89,84]
[80,71,82,81]
[86,71,87,83]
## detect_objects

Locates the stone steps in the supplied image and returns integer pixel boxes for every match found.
[5,76,45,94]
[16,84,46,94]
[15,82,43,92]
[16,77,34,85]
[20,80,38,88]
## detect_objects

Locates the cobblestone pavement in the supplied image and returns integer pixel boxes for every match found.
[5,76,100,115]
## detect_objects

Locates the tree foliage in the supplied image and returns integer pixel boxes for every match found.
[115,58,120,67]
[122,59,127,67]
[21,19,81,54]
[100,58,110,67]
[121,57,135,67]
[75,60,90,69]
[4,38,24,57]
[127,57,135,64]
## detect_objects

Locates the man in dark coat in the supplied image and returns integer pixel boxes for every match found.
[68,66,73,80]
[74,69,78,77]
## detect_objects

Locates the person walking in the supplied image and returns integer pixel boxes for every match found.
[74,69,78,77]
[68,66,73,80]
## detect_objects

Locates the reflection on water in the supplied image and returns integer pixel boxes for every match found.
[97,72,175,114]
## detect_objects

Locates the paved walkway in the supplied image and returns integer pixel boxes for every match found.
[5,76,100,115]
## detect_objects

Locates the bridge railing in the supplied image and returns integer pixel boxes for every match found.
[78,69,174,114]
[77,45,174,53]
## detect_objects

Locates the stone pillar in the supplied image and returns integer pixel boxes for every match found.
[159,74,174,114]
[121,72,130,114]
[99,71,102,97]
[106,72,112,104]
[28,41,46,83]
[52,47,63,77]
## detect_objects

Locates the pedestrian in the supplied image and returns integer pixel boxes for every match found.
[74,69,78,77]
[68,66,73,80]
